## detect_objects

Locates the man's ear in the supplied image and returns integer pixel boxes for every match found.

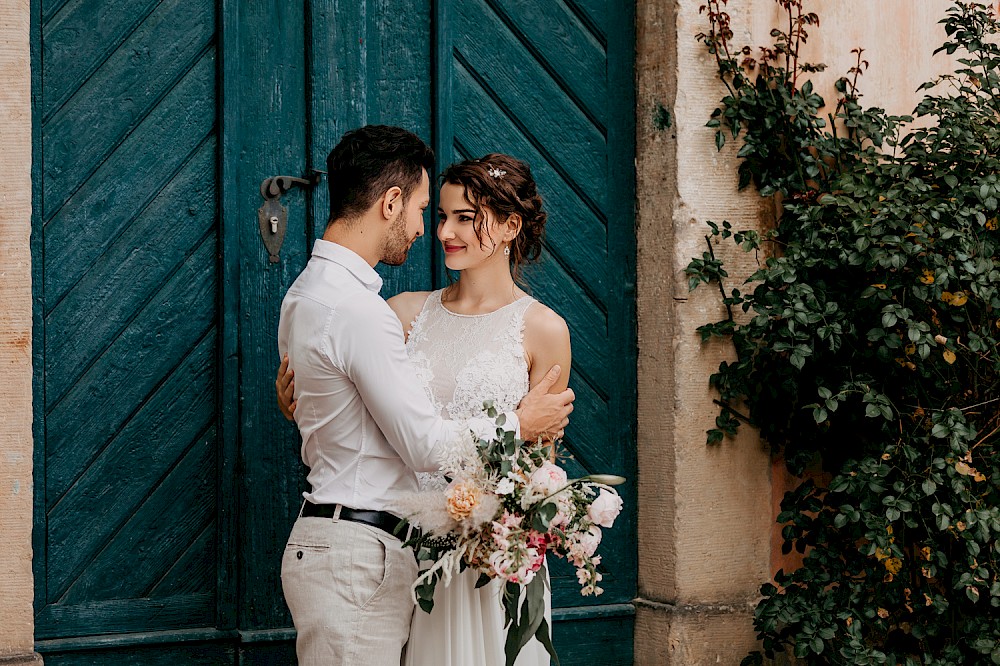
[503,213,523,243]
[381,186,404,220]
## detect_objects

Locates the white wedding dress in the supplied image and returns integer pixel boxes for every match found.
[403,288,552,666]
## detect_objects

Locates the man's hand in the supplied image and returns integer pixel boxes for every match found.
[515,365,574,441]
[276,355,297,421]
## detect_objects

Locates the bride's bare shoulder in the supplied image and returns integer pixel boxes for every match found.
[523,301,572,389]
[523,301,571,348]
[386,290,433,337]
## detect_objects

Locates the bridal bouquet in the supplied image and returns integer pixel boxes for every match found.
[395,402,625,666]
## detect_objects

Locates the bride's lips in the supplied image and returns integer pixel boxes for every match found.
[443,244,464,254]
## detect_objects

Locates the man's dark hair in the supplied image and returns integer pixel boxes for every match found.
[326,125,435,225]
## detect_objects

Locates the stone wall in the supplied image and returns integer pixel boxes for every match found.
[0,1,42,663]
[634,1,957,664]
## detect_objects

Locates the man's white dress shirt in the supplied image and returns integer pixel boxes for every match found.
[278,240,517,513]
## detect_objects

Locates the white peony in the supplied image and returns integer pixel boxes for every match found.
[588,489,623,528]
[528,462,568,496]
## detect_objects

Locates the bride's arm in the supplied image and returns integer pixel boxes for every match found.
[523,303,572,393]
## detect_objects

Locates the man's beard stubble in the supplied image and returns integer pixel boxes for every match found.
[379,208,413,266]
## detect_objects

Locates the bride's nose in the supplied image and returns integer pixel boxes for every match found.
[438,219,455,240]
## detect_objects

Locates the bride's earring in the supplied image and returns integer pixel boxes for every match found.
[503,244,511,257]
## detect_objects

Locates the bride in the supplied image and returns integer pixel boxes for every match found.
[279,153,570,665]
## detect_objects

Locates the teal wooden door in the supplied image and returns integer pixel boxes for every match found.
[31,0,237,661]
[433,1,637,662]
[32,0,633,663]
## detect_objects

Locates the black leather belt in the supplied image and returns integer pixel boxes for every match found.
[301,502,419,540]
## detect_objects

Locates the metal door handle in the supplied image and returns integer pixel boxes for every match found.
[257,171,324,263]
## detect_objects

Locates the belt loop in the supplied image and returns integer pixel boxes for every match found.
[332,504,342,522]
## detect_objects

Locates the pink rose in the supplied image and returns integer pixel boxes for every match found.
[529,462,567,495]
[588,489,623,528]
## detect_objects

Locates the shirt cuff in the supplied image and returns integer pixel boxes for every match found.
[503,410,521,438]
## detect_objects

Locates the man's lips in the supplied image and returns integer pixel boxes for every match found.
[443,244,464,254]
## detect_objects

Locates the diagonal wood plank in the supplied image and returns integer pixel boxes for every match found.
[45,140,216,405]
[482,0,607,130]
[42,0,214,214]
[519,249,610,389]
[42,0,164,120]
[453,72,608,301]
[147,521,216,598]
[45,240,217,499]
[562,0,606,46]
[60,425,217,604]
[43,51,216,308]
[454,0,607,210]
[41,0,73,25]
[46,333,216,598]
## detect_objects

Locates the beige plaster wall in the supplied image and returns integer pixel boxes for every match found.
[0,1,40,663]
[635,1,959,664]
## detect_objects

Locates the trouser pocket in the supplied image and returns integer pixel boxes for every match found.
[350,524,389,609]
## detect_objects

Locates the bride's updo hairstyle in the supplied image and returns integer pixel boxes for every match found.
[440,153,547,274]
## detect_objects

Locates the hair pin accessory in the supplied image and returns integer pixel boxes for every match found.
[487,164,507,179]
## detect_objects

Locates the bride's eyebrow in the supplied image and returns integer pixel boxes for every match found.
[438,207,477,215]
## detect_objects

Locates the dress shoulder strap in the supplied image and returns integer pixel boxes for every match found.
[405,289,443,346]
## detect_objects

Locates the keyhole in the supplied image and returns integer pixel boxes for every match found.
[269,216,279,234]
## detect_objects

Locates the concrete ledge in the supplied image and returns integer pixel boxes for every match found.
[634,598,760,665]
[0,653,43,665]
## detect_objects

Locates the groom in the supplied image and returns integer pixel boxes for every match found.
[276,125,574,666]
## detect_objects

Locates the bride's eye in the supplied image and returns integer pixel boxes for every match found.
[459,215,474,223]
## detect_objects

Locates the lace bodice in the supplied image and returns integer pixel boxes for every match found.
[405,289,534,489]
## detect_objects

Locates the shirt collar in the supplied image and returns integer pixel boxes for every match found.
[311,239,383,293]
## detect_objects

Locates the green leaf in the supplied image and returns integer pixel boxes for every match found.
[534,617,560,665]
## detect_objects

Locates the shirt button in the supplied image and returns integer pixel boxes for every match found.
[297,551,303,560]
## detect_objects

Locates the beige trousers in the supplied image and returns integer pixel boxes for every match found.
[281,515,418,666]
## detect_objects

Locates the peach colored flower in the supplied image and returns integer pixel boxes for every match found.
[445,480,481,521]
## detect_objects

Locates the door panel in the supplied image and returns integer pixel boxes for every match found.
[436,0,637,656]
[32,0,635,662]
[32,0,224,653]
[306,0,435,294]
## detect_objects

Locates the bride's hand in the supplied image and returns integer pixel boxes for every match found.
[276,354,297,421]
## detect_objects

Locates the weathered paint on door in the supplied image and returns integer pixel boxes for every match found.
[434,2,637,661]
[31,1,634,663]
